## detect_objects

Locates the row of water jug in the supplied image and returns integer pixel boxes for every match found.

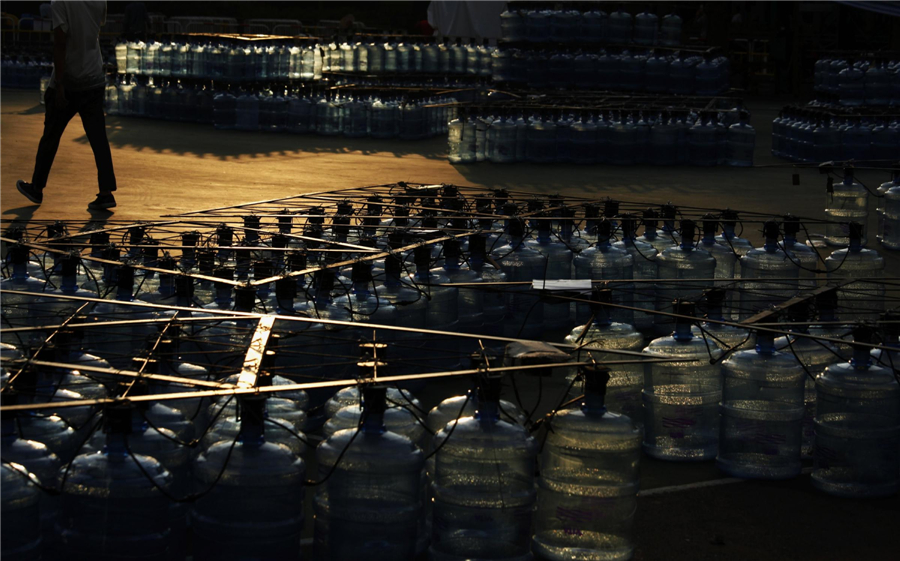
[1,56,51,89]
[114,38,497,81]
[449,110,755,166]
[634,300,899,496]
[813,58,900,106]
[215,93,455,138]
[117,39,319,81]
[492,49,730,95]
[501,7,683,46]
[771,110,900,162]
[103,77,455,139]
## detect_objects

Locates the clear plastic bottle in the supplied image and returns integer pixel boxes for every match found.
[494,218,547,340]
[573,219,635,325]
[660,12,682,46]
[825,221,885,322]
[813,326,900,497]
[698,214,737,317]
[316,385,425,561]
[824,167,868,247]
[642,301,723,460]
[718,328,805,479]
[607,8,634,44]
[84,265,158,369]
[739,221,799,320]
[565,289,646,426]
[774,302,840,459]
[192,395,306,560]
[781,214,819,292]
[1,462,42,560]
[526,214,574,330]
[726,110,755,166]
[59,403,174,559]
[534,366,642,561]
[654,220,716,334]
[612,214,657,332]
[2,391,61,546]
[430,373,538,560]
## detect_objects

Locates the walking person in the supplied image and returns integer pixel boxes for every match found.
[16,0,118,210]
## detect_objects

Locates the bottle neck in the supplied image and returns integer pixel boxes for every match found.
[362,411,386,433]
[756,333,776,354]
[850,346,872,369]
[581,391,607,415]
[673,321,693,341]
[11,263,28,279]
[103,432,128,456]
[238,408,265,446]
[848,237,862,253]
[764,236,780,252]
[475,399,499,421]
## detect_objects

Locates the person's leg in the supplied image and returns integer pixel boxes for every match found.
[29,87,78,190]
[77,87,117,193]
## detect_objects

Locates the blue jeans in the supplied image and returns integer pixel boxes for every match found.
[31,86,117,193]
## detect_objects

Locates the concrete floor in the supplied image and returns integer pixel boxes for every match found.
[2,88,898,560]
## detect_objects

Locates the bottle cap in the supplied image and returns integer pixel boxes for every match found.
[763,221,780,240]
[315,270,335,293]
[275,276,297,300]
[701,213,717,235]
[603,199,619,218]
[351,261,372,283]
[235,285,257,310]
[783,214,800,236]
[362,385,388,416]
[581,365,611,396]
[509,218,526,238]
[116,265,134,289]
[413,245,431,267]
[104,401,134,435]
[444,238,461,259]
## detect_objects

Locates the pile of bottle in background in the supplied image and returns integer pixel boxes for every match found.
[2,178,899,561]
[449,107,756,166]
[104,78,458,139]
[114,37,497,81]
[813,57,900,107]
[771,107,900,162]
[499,6,683,46]
[492,48,730,95]
[0,55,52,90]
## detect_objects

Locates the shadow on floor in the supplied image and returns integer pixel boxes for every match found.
[71,116,449,162]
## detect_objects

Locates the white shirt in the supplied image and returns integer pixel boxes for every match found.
[49,0,107,91]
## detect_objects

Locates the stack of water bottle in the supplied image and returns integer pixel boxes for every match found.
[0,55,52,89]
[449,108,755,166]
[492,48,731,95]
[771,107,900,162]
[2,190,899,560]
[114,36,497,82]
[104,78,457,139]
[500,7,684,46]
[813,57,900,107]
[116,39,321,82]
